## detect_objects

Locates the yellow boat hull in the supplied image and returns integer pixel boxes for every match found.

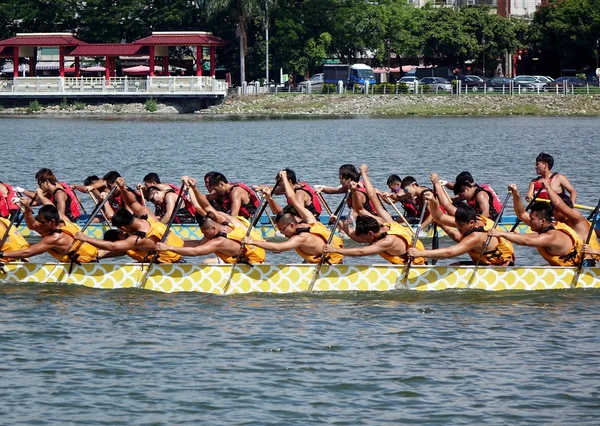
[1,263,598,294]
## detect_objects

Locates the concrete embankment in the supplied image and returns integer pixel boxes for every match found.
[200,94,600,116]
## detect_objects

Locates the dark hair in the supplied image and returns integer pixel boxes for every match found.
[35,168,57,185]
[536,152,554,170]
[387,174,402,186]
[143,173,161,184]
[455,171,474,184]
[103,229,122,242]
[199,212,219,231]
[401,176,417,189]
[195,213,207,226]
[207,172,228,187]
[281,204,299,217]
[145,186,161,203]
[355,215,381,235]
[339,164,359,182]
[112,208,135,228]
[83,175,99,186]
[103,171,121,186]
[559,193,574,209]
[530,202,553,221]
[280,168,297,185]
[37,204,60,223]
[453,180,473,195]
[275,211,297,226]
[454,204,477,225]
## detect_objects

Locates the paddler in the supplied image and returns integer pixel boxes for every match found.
[323,165,426,265]
[407,192,515,265]
[73,177,184,263]
[0,208,30,262]
[204,172,259,219]
[526,152,576,202]
[488,185,583,266]
[155,177,265,264]
[380,174,420,224]
[400,175,435,228]
[27,168,82,222]
[241,169,343,264]
[451,173,504,220]
[0,180,21,220]
[145,185,196,224]
[0,196,98,263]
[85,171,142,219]
[316,164,376,217]
[267,168,323,219]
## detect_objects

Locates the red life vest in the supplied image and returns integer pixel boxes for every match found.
[50,182,81,221]
[112,187,142,211]
[0,181,19,218]
[160,185,197,223]
[531,173,558,200]
[285,182,323,217]
[347,183,376,215]
[466,184,503,220]
[220,182,260,219]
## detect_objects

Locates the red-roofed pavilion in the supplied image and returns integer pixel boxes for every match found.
[70,44,146,79]
[0,33,86,78]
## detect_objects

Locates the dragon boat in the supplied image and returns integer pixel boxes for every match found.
[1,262,598,294]
[16,214,532,240]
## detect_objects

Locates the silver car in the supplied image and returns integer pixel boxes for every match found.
[298,73,324,93]
[419,77,452,93]
[513,75,548,91]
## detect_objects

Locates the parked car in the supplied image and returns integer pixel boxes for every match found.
[548,76,587,89]
[298,73,324,93]
[514,75,548,91]
[483,77,536,92]
[534,75,554,83]
[419,77,452,93]
[398,76,419,92]
[449,75,486,92]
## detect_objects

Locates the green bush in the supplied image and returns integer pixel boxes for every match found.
[353,84,363,93]
[145,98,158,112]
[73,101,86,111]
[397,82,409,94]
[27,100,41,113]
[420,84,431,93]
[321,83,337,94]
[59,98,70,110]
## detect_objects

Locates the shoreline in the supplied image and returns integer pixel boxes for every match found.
[1,94,600,116]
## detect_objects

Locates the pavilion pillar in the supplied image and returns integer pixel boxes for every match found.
[105,56,110,80]
[163,55,169,76]
[196,45,203,77]
[210,47,216,77]
[29,54,36,77]
[75,57,80,77]
[59,47,65,77]
[13,48,19,79]
[149,46,155,77]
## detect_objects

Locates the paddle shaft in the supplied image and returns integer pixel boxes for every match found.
[382,195,415,236]
[535,198,593,212]
[307,192,350,292]
[578,198,600,269]
[401,203,428,285]
[88,191,111,224]
[510,187,544,232]
[317,193,334,216]
[0,207,23,255]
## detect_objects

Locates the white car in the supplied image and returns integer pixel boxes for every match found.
[298,73,324,93]
[513,75,548,91]
[398,76,419,92]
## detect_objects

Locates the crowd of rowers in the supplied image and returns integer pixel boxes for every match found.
[1,151,599,269]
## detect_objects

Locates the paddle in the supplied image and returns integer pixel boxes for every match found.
[535,198,594,212]
[316,192,334,217]
[510,187,544,232]
[72,189,87,215]
[398,203,428,288]
[382,195,415,237]
[136,181,188,289]
[307,191,350,292]
[431,223,439,266]
[88,191,111,224]
[0,207,24,273]
[254,191,281,236]
[67,185,120,273]
[571,198,600,289]
[467,192,512,288]
[222,193,272,294]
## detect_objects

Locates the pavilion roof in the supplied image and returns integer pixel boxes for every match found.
[0,33,87,47]
[134,31,227,47]
[70,44,145,57]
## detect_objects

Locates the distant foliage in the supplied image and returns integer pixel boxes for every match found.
[145,98,158,112]
[27,100,41,113]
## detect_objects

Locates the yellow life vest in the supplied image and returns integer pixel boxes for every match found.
[294,222,343,264]
[126,218,183,263]
[215,220,265,264]
[48,222,98,263]
[0,217,29,261]
[466,216,515,266]
[586,220,600,261]
[379,222,426,265]
[537,222,583,266]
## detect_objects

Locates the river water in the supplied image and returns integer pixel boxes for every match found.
[1,115,599,424]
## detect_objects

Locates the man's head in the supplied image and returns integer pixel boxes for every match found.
[455,171,474,185]
[280,168,297,185]
[84,175,99,186]
[529,202,554,232]
[355,215,383,243]
[401,176,418,196]
[112,208,136,232]
[338,164,360,187]
[145,186,165,204]
[143,173,161,187]
[197,211,222,239]
[36,205,61,233]
[535,152,554,175]
[103,229,128,242]
[454,180,476,200]
[204,172,218,192]
[387,174,402,194]
[103,171,121,188]
[275,211,299,238]
[206,172,229,195]
[454,203,478,234]
[36,168,57,191]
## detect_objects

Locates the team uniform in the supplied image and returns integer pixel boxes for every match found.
[214,217,265,264]
[378,222,426,265]
[294,221,343,264]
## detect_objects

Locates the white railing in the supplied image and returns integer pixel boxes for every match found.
[0,76,227,94]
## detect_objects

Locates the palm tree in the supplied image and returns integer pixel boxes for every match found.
[200,0,268,85]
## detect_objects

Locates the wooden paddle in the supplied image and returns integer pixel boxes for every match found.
[222,195,271,294]
[317,193,334,216]
[467,192,512,288]
[398,203,428,288]
[571,198,600,289]
[254,191,280,236]
[382,195,415,236]
[88,191,111,224]
[72,190,87,215]
[535,198,594,212]
[136,182,188,289]
[510,187,544,232]
[307,191,350,292]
